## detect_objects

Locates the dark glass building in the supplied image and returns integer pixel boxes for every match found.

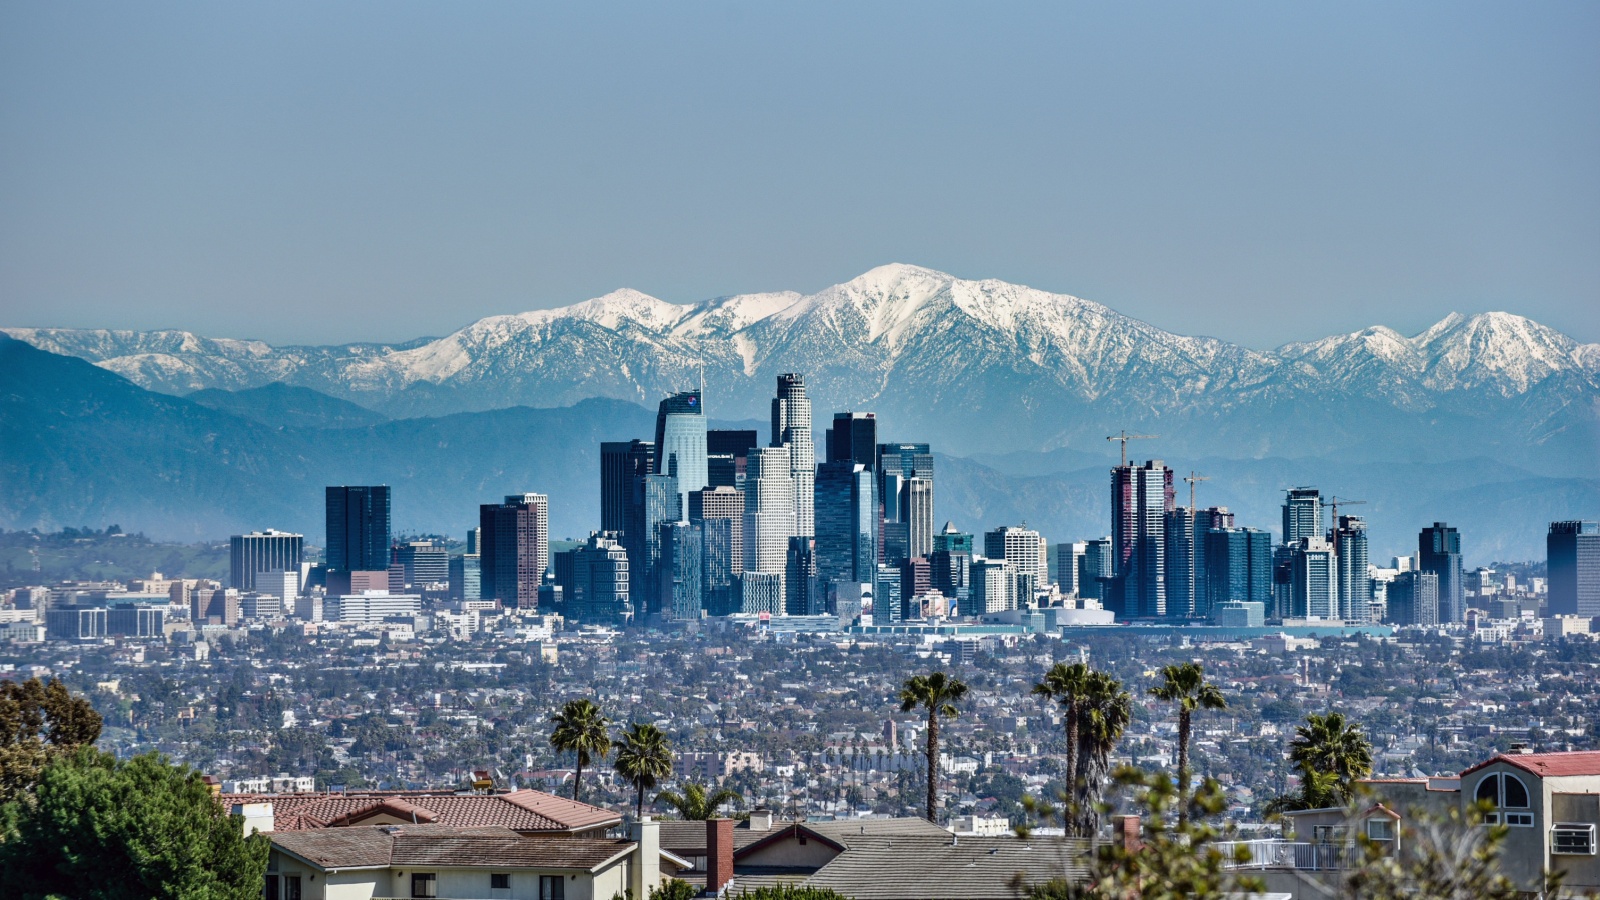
[814,461,877,587]
[1202,527,1273,615]
[1108,460,1174,619]
[479,493,549,609]
[325,486,391,573]
[827,412,878,467]
[1548,520,1600,618]
[1418,522,1464,623]
[601,440,654,534]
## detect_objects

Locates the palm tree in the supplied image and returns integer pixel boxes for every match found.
[1287,711,1374,801]
[899,671,969,823]
[657,781,742,820]
[1148,662,1227,828]
[1070,670,1133,838]
[613,722,674,821]
[548,698,612,803]
[1032,661,1092,802]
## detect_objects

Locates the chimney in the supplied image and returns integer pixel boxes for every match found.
[232,801,274,836]
[748,808,773,832]
[707,817,735,895]
[1118,815,1141,853]
[631,815,660,900]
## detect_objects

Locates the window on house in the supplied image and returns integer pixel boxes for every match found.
[412,873,438,899]
[1474,773,1534,826]
[1552,823,1597,856]
[263,875,278,900]
[491,874,511,890]
[283,876,301,900]
[539,875,566,900]
[1312,825,1348,844]
[1366,819,1394,841]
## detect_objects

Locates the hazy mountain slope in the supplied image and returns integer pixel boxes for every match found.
[187,383,390,429]
[8,264,1596,467]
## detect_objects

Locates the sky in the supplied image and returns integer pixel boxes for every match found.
[1,2,1597,348]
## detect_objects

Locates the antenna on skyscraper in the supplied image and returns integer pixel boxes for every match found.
[1106,430,1158,467]
[1183,472,1210,513]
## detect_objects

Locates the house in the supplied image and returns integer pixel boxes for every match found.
[662,813,1088,900]
[223,788,622,836]
[265,820,689,900]
[1231,749,1600,897]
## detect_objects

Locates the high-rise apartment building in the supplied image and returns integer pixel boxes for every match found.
[1419,522,1464,623]
[1387,570,1439,626]
[1282,488,1322,544]
[1290,537,1337,619]
[325,486,391,573]
[970,557,1011,614]
[1163,510,1197,619]
[1548,521,1600,617]
[904,478,934,559]
[1109,460,1174,619]
[655,390,708,515]
[1334,516,1371,622]
[985,525,1044,608]
[1201,527,1273,615]
[744,446,795,598]
[568,532,630,623]
[448,553,481,601]
[771,375,814,538]
[229,530,303,591]
[814,461,877,588]
[479,493,549,609]
[1189,507,1234,618]
[1080,538,1114,603]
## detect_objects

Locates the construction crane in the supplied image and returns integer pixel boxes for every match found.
[1325,496,1367,531]
[1105,430,1158,467]
[1183,471,1211,513]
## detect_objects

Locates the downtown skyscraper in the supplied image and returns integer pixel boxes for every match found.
[1334,515,1372,622]
[1109,460,1174,618]
[479,493,549,609]
[654,390,708,516]
[771,374,814,538]
[1548,521,1600,618]
[877,442,934,566]
[744,446,796,597]
[1419,522,1464,623]
[325,485,391,574]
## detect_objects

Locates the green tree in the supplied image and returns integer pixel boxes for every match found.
[1023,767,1266,900]
[1069,670,1132,838]
[1031,661,1091,804]
[1264,711,1374,816]
[733,886,854,900]
[613,722,673,821]
[0,747,269,900]
[899,670,968,823]
[0,677,103,802]
[657,781,741,820]
[549,698,612,803]
[1148,662,1227,828]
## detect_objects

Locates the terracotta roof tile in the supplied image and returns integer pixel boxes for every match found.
[223,789,622,833]
[1460,751,1600,780]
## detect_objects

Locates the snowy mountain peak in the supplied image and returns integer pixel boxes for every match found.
[558,288,688,333]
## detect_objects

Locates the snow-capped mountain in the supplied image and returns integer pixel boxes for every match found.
[6,264,1597,466]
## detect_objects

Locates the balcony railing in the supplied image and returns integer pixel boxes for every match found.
[1216,839,1353,871]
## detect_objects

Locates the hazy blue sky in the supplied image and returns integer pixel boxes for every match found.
[2,2,1596,347]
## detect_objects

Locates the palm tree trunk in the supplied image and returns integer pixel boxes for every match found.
[925,707,939,823]
[1065,701,1078,813]
[574,760,583,802]
[1177,708,1191,829]
[636,779,644,821]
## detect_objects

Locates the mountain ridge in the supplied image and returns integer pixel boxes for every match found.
[6,264,1597,467]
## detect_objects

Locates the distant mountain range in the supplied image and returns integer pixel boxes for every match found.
[4,338,1597,563]
[7,264,1597,470]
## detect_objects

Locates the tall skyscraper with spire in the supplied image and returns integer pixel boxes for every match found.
[771,375,814,538]
[655,390,708,516]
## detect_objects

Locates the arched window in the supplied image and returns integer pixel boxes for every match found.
[1473,772,1534,826]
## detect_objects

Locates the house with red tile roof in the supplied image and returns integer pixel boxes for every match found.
[224,788,622,836]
